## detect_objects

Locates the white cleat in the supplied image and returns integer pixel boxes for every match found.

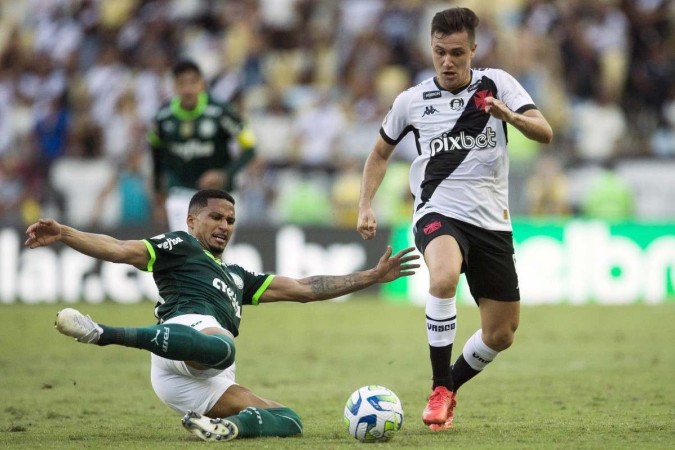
[55,308,103,344]
[182,410,239,442]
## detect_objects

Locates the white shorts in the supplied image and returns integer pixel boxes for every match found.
[150,314,237,415]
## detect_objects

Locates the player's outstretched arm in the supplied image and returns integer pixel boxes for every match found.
[258,246,420,303]
[25,218,150,269]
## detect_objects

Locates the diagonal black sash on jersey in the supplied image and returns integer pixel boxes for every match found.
[416,76,499,212]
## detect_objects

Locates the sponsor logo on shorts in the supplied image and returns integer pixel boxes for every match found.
[423,220,442,235]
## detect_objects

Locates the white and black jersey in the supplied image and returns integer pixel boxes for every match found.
[381,69,537,231]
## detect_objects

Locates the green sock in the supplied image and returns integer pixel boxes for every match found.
[97,323,235,370]
[227,407,303,438]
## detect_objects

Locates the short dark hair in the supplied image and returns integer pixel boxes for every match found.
[431,7,480,43]
[172,59,202,78]
[188,189,235,214]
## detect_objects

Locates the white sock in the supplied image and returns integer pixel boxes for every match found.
[425,294,457,347]
[462,329,499,371]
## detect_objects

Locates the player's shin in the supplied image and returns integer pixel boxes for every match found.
[426,295,457,390]
[226,407,303,438]
[98,323,235,369]
[451,329,498,391]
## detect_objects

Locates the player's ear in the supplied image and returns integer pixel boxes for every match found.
[186,213,195,231]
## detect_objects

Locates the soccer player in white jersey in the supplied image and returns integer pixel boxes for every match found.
[357,7,553,431]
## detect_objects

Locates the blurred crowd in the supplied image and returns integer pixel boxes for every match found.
[0,0,673,228]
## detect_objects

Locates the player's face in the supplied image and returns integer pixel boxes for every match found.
[188,198,235,256]
[431,30,476,91]
[174,71,205,110]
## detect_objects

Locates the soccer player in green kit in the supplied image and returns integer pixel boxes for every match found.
[24,189,420,442]
[148,60,256,231]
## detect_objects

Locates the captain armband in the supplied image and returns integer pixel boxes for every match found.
[237,128,256,150]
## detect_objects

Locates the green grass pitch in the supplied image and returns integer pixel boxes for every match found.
[1,298,674,449]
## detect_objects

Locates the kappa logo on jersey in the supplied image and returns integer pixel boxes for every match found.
[449,98,464,111]
[473,89,494,111]
[422,106,439,117]
[156,236,183,250]
[429,127,497,156]
[423,90,442,100]
[423,220,442,235]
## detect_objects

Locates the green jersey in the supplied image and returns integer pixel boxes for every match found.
[147,92,256,192]
[141,231,273,336]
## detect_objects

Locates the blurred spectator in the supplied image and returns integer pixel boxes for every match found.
[650,87,675,157]
[246,88,294,164]
[32,93,70,169]
[134,48,173,124]
[330,158,362,228]
[17,52,68,110]
[102,89,144,163]
[85,45,131,126]
[623,0,673,117]
[525,154,570,217]
[277,175,332,225]
[373,160,412,227]
[572,87,627,162]
[583,2,629,100]
[236,158,279,225]
[0,152,40,225]
[92,149,152,228]
[0,74,13,155]
[580,160,635,221]
[289,92,347,171]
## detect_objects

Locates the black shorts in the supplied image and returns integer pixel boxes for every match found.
[413,213,520,303]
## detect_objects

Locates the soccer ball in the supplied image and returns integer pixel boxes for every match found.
[344,385,404,442]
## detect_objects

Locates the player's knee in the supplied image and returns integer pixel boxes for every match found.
[482,328,515,352]
[207,334,236,370]
[428,276,459,298]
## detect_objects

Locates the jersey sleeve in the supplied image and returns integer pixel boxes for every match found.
[141,231,190,273]
[497,69,537,114]
[380,91,413,145]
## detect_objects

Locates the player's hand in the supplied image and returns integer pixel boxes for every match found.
[357,207,378,240]
[24,218,62,249]
[484,97,514,122]
[374,246,420,283]
[198,170,227,190]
